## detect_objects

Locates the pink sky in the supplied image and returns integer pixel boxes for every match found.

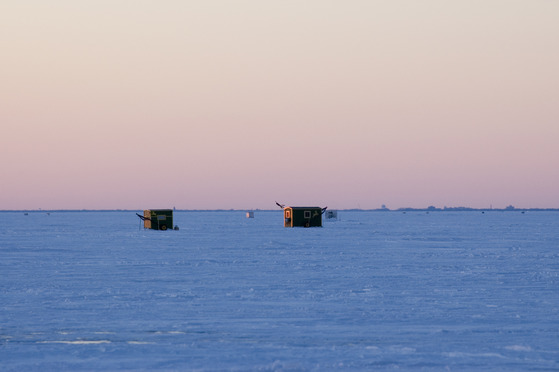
[1,1,558,210]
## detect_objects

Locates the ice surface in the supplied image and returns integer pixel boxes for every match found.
[1,210,558,371]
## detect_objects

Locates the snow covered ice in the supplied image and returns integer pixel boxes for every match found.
[1,210,558,371]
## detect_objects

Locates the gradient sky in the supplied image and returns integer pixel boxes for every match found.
[1,1,558,210]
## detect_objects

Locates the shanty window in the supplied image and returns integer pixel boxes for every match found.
[285,210,291,218]
[304,211,311,219]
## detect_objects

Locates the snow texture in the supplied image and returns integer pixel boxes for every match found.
[1,210,558,371]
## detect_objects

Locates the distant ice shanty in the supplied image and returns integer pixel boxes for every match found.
[137,209,174,230]
[276,202,327,228]
[246,211,254,218]
[325,210,338,220]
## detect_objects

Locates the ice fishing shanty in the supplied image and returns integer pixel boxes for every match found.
[276,202,327,228]
[137,209,174,231]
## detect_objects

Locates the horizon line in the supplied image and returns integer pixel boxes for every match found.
[2,207,559,212]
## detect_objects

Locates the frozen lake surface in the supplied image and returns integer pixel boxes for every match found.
[1,210,558,371]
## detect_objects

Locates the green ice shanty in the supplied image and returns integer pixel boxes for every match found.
[277,202,327,227]
[140,209,173,230]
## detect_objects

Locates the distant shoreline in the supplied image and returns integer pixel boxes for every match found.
[2,208,559,213]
